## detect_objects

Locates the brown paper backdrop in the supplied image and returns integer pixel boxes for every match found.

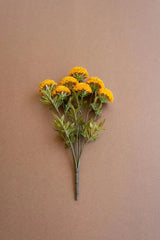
[1,0,160,239]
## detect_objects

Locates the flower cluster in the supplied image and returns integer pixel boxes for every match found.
[38,66,114,103]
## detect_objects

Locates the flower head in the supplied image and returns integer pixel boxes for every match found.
[39,79,57,95]
[59,76,78,89]
[98,88,114,102]
[86,77,105,90]
[69,66,89,80]
[51,85,71,97]
[72,83,92,96]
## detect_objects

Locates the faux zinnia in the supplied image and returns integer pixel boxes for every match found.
[99,88,114,102]
[52,85,71,96]
[69,66,89,80]
[59,76,78,89]
[86,77,105,90]
[72,82,92,94]
[39,79,57,95]
[38,67,114,200]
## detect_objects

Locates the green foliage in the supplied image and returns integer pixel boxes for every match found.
[99,95,109,103]
[66,103,84,126]
[90,84,99,92]
[81,100,88,110]
[81,119,105,142]
[40,85,54,105]
[90,102,102,116]
[40,85,68,112]
[40,84,108,162]
[53,114,76,148]
[52,95,63,108]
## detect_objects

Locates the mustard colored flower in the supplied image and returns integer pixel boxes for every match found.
[59,76,78,88]
[39,79,57,95]
[98,88,114,102]
[69,66,89,80]
[72,83,92,94]
[51,86,71,96]
[86,77,105,89]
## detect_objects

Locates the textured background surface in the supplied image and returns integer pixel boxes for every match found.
[0,0,160,239]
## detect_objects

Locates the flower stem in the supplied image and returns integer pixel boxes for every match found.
[75,167,79,200]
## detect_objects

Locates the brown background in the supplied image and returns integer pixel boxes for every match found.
[0,0,160,239]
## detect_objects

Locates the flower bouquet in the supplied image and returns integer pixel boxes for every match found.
[38,66,114,200]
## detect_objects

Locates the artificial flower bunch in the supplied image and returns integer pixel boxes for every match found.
[38,66,114,200]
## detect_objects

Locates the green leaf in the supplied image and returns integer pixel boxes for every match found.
[90,122,93,128]
[99,119,105,127]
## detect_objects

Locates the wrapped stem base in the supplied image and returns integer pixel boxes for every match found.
[75,168,79,200]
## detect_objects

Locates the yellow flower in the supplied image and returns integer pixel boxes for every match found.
[51,86,71,96]
[86,77,105,89]
[59,76,78,88]
[98,88,114,102]
[72,83,92,94]
[39,79,57,95]
[69,66,89,79]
